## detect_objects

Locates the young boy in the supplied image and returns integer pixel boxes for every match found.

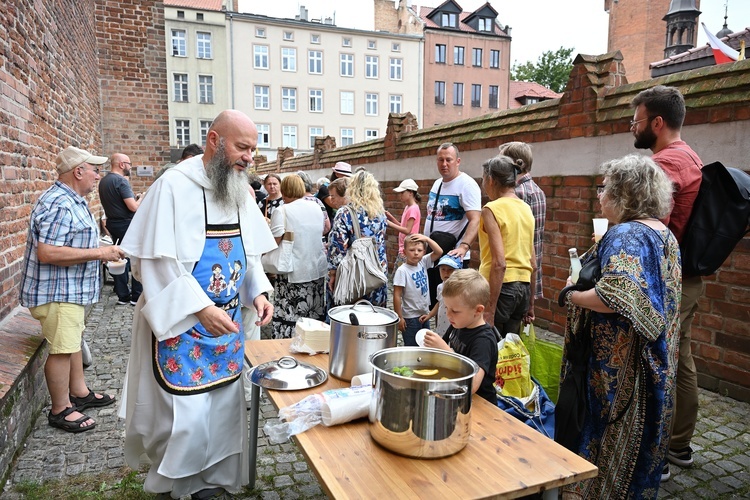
[420,254,462,336]
[393,233,443,346]
[423,269,498,405]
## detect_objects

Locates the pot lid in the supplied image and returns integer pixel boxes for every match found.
[248,356,328,390]
[329,300,398,326]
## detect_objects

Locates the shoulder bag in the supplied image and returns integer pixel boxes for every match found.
[261,206,294,275]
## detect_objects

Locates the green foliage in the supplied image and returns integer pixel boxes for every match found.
[12,469,150,499]
[511,46,575,94]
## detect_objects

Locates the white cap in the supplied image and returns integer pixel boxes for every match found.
[393,179,419,192]
[56,146,108,174]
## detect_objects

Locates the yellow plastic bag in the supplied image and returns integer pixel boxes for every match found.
[495,333,534,399]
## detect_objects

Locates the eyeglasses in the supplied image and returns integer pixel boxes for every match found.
[121,162,132,167]
[629,116,652,129]
[596,184,606,196]
[79,165,100,174]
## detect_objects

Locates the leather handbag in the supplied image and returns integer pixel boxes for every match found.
[261,207,294,275]
[558,253,601,307]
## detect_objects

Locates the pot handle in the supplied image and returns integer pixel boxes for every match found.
[426,386,469,400]
[351,299,377,313]
[358,330,388,340]
[277,356,299,369]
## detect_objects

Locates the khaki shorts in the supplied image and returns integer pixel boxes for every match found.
[29,302,85,354]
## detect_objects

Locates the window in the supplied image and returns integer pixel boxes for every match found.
[200,120,211,145]
[391,42,401,52]
[171,29,186,57]
[173,73,188,102]
[309,89,323,112]
[282,87,297,111]
[198,75,213,104]
[453,82,463,106]
[365,93,378,116]
[196,13,204,21]
[365,55,378,78]
[389,94,402,113]
[489,85,499,109]
[365,129,378,140]
[389,58,402,80]
[309,126,323,148]
[490,49,500,69]
[175,120,190,147]
[526,97,539,105]
[177,10,184,19]
[478,18,492,32]
[368,40,376,49]
[341,128,354,146]
[254,85,270,109]
[453,46,464,65]
[340,53,354,77]
[281,47,297,71]
[311,34,320,44]
[308,50,323,74]
[254,45,269,69]
[282,125,297,148]
[435,81,445,105]
[340,91,354,114]
[257,124,270,147]
[255,27,266,38]
[441,12,457,28]
[472,48,483,67]
[435,44,446,64]
[196,32,212,59]
[342,37,352,47]
[471,84,481,107]
[283,31,294,41]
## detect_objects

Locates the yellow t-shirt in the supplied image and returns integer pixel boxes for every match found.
[478,197,534,283]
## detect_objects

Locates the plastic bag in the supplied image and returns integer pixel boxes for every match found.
[290,317,330,355]
[520,323,563,403]
[494,332,533,399]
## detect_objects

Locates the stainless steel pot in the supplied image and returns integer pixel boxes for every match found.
[328,300,399,381]
[368,347,479,458]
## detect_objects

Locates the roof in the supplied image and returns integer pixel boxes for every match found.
[418,3,509,37]
[508,81,562,109]
[650,27,749,75]
[164,0,224,11]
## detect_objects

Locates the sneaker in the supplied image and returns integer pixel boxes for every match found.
[116,300,129,305]
[661,464,671,482]
[129,300,137,306]
[668,446,694,467]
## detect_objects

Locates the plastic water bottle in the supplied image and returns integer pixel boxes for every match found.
[569,248,582,284]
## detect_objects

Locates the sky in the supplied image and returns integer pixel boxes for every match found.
[238,0,749,65]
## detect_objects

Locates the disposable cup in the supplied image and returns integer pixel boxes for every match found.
[415,329,429,347]
[593,218,609,242]
[107,259,127,275]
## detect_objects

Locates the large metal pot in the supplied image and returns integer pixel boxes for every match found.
[368,347,478,458]
[328,300,399,381]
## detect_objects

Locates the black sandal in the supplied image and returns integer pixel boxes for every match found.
[48,406,96,433]
[70,390,116,411]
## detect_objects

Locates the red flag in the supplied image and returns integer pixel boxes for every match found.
[702,22,738,64]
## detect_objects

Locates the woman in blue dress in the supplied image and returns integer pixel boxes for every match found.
[559,154,681,499]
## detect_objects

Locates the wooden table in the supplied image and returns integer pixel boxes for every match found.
[245,339,597,499]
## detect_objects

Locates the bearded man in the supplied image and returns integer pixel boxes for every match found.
[119,110,276,499]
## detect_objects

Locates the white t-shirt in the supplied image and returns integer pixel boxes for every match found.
[424,172,481,258]
[393,253,435,318]
[436,283,449,336]
[269,199,327,284]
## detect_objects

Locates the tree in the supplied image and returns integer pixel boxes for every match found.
[511,46,575,94]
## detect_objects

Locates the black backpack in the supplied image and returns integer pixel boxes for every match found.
[680,161,750,276]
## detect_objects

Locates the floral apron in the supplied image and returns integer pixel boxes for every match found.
[153,193,246,395]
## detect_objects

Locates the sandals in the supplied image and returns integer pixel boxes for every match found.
[48,406,96,433]
[69,390,116,411]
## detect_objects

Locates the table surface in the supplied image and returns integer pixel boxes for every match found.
[246,339,597,499]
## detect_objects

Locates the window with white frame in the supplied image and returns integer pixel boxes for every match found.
[453,82,463,106]
[171,29,186,57]
[196,32,212,59]
[365,129,378,140]
[198,75,213,104]
[389,58,402,80]
[282,125,297,148]
[309,126,323,148]
[200,120,211,145]
[340,53,354,77]
[175,120,190,147]
[489,85,499,109]
[309,89,323,112]
[454,46,465,65]
[254,45,269,69]
[281,87,297,111]
[173,73,188,102]
[490,49,500,69]
[255,27,266,38]
[257,124,270,147]
[367,40,376,49]
[478,18,493,32]
[441,12,457,28]
[342,37,352,47]
[471,84,481,107]
[281,48,297,72]
[308,50,322,74]
[340,91,354,114]
[365,93,378,116]
[311,34,320,44]
[365,55,378,78]
[341,128,354,146]
[283,31,294,41]
[389,94,402,113]
[254,85,270,109]
[391,42,400,52]
[472,48,482,67]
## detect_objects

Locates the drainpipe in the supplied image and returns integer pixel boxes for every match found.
[229,13,235,108]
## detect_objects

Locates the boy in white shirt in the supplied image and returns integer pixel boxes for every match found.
[420,254,462,336]
[393,234,443,346]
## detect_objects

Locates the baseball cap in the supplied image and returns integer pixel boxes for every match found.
[332,161,353,177]
[437,254,462,269]
[393,179,419,192]
[56,146,108,174]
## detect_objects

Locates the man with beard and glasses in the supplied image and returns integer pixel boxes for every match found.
[631,85,703,482]
[99,153,143,305]
[119,110,276,499]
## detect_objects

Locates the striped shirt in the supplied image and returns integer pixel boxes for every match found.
[515,173,546,298]
[20,181,101,307]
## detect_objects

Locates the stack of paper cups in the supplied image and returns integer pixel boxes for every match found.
[351,372,373,386]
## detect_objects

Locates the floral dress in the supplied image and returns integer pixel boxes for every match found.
[327,205,388,307]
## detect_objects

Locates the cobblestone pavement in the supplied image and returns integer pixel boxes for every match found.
[2,283,750,499]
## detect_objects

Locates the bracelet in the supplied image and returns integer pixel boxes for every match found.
[459,242,470,249]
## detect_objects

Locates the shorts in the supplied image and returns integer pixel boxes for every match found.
[29,302,85,354]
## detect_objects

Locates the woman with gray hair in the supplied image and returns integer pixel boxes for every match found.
[558,154,680,498]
